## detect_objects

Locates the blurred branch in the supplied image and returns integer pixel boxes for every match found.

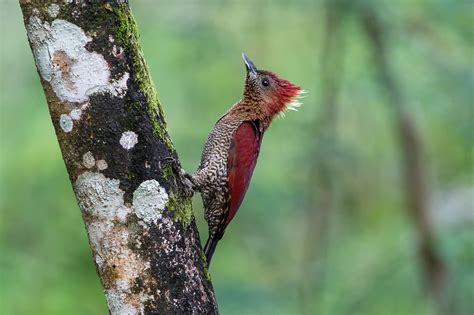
[360,6,453,315]
[19,1,217,313]
[300,2,346,313]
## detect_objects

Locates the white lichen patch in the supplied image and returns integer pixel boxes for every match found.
[75,172,126,219]
[113,72,129,96]
[96,159,108,171]
[106,288,138,315]
[26,16,129,104]
[69,108,82,120]
[87,221,113,256]
[120,131,138,150]
[74,172,157,314]
[81,102,90,110]
[133,180,169,224]
[86,72,129,98]
[59,113,73,132]
[47,3,60,18]
[116,206,130,223]
[100,229,152,314]
[116,279,130,291]
[82,151,95,169]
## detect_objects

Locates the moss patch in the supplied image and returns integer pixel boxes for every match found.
[167,193,193,227]
[161,163,174,179]
[200,251,211,282]
[108,3,175,153]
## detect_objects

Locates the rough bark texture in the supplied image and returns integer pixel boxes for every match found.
[19,1,218,314]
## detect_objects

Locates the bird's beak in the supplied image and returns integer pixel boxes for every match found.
[242,53,258,79]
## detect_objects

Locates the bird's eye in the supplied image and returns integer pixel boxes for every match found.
[261,78,270,87]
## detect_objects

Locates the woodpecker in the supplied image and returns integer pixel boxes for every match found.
[189,54,303,267]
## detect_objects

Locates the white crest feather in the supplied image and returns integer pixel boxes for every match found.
[284,89,307,115]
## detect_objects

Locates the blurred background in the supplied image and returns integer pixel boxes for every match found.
[1,1,473,314]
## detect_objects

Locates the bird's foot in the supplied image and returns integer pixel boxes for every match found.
[180,172,196,198]
[160,156,196,198]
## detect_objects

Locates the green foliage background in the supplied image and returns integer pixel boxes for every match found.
[1,1,472,314]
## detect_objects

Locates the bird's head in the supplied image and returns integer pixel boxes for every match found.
[242,53,304,119]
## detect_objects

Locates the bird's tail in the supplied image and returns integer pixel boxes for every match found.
[203,234,220,268]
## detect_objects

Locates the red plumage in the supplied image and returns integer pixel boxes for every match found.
[226,122,262,225]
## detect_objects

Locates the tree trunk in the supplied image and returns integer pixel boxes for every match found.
[19,1,218,314]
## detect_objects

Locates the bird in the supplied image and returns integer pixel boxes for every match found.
[189,53,304,268]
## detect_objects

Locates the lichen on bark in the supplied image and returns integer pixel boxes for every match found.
[19,1,218,313]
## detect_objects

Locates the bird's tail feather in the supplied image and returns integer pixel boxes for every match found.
[203,235,219,268]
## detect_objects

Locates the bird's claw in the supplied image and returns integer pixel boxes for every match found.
[181,173,195,198]
[160,156,195,197]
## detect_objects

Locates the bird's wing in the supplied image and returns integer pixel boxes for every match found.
[226,121,262,225]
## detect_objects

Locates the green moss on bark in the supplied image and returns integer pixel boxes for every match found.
[161,164,174,179]
[107,3,175,152]
[200,251,212,282]
[167,193,193,227]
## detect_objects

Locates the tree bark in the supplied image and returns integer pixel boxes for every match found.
[360,6,452,315]
[19,1,218,314]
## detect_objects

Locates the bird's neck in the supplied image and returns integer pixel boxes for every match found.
[228,98,275,127]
